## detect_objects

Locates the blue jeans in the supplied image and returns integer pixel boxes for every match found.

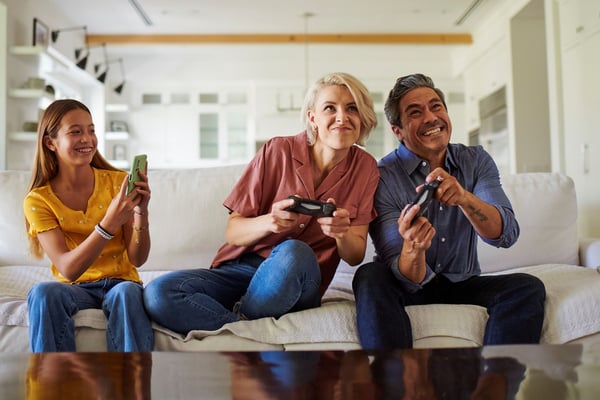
[27,278,154,352]
[143,239,322,334]
[352,262,546,349]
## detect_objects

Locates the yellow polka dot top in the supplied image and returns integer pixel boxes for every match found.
[23,168,141,284]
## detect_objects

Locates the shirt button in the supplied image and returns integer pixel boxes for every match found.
[439,206,443,211]
[299,224,305,229]
[441,237,446,243]
[421,161,427,167]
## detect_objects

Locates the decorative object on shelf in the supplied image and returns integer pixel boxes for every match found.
[74,43,106,70]
[23,77,45,90]
[50,25,87,43]
[113,144,126,161]
[110,120,128,132]
[32,18,50,47]
[22,121,38,132]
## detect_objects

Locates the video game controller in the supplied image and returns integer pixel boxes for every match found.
[408,180,440,217]
[285,196,336,217]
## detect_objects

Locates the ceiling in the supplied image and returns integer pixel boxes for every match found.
[46,0,498,38]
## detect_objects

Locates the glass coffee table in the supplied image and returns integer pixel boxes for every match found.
[1,344,599,399]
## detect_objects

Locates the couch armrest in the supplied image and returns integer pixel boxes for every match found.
[579,238,600,269]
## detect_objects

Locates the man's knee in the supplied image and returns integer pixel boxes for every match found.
[353,262,389,291]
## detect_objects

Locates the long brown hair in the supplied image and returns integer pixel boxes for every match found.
[26,99,119,258]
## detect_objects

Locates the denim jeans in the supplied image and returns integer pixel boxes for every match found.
[143,239,322,334]
[352,262,546,349]
[27,278,154,352]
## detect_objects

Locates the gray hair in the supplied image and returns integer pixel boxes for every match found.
[384,73,447,128]
[301,72,377,146]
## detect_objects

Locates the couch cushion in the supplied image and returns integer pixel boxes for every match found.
[143,165,245,271]
[478,173,579,273]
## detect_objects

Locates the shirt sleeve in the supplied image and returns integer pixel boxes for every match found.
[472,149,520,248]
[23,192,59,237]
[369,168,436,293]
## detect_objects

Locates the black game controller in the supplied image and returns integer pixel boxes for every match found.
[285,196,336,217]
[408,180,440,217]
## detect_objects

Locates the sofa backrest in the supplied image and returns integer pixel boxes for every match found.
[0,165,246,270]
[143,165,245,270]
[0,171,49,267]
[0,168,580,273]
[478,172,579,272]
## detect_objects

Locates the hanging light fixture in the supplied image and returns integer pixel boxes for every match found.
[73,43,106,70]
[113,59,126,95]
[92,44,110,83]
[94,58,126,93]
[51,25,87,43]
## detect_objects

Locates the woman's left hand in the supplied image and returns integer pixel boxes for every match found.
[317,198,351,239]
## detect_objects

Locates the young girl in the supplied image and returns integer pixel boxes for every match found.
[23,99,153,352]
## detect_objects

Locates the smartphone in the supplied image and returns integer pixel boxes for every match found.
[126,154,147,196]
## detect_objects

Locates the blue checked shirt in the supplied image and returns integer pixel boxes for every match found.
[369,142,519,293]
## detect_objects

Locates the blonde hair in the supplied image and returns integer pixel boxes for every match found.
[301,72,377,146]
[26,99,119,258]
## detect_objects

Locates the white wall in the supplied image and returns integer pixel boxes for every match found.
[0,2,7,169]
[110,44,467,167]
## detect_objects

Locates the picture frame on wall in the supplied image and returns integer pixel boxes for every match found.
[32,18,50,48]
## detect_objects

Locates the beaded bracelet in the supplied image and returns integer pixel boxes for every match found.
[94,224,114,240]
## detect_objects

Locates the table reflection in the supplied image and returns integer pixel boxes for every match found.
[0,344,596,400]
[25,352,151,400]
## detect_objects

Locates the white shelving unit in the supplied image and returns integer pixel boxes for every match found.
[6,45,105,170]
[104,103,131,169]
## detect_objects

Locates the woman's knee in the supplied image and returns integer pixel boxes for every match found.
[274,239,315,260]
[272,240,319,274]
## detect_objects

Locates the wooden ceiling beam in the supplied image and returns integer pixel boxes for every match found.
[86,33,472,46]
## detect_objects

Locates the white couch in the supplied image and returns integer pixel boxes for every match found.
[1,165,600,352]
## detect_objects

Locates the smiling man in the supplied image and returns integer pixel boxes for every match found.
[352,73,546,349]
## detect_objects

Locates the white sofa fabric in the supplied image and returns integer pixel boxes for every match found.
[1,166,600,352]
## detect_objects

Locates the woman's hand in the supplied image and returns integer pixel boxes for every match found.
[317,199,351,240]
[267,197,299,233]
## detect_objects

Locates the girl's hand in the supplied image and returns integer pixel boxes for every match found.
[100,176,142,233]
[130,169,151,214]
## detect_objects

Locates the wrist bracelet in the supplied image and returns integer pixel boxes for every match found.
[134,210,147,216]
[95,224,115,240]
[133,225,149,232]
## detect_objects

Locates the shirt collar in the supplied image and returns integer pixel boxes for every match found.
[394,141,459,175]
